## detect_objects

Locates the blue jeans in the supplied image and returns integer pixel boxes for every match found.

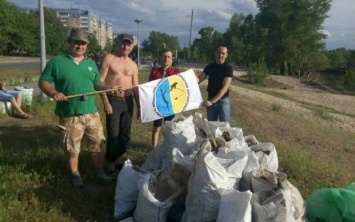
[207,96,230,123]
[0,90,20,101]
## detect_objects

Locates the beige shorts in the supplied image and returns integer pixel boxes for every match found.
[58,113,105,157]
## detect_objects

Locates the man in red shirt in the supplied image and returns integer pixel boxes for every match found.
[149,48,180,147]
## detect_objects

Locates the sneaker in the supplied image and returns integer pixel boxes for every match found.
[96,172,114,184]
[72,175,84,189]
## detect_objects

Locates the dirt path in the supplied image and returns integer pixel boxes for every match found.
[232,73,355,134]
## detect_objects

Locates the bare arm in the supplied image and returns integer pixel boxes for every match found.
[198,72,208,84]
[38,80,67,101]
[132,65,140,107]
[99,54,113,106]
[204,77,232,107]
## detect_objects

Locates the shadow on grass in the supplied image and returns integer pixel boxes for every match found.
[0,122,150,221]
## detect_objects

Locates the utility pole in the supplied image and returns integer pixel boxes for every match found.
[39,0,47,99]
[188,9,193,62]
[134,18,142,68]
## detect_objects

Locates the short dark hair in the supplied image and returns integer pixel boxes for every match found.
[160,48,173,55]
[216,43,228,50]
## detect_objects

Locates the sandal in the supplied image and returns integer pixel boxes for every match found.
[18,113,31,119]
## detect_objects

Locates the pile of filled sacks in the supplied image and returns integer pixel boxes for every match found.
[113,113,306,222]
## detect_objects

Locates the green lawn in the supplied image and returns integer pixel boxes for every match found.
[0,67,354,221]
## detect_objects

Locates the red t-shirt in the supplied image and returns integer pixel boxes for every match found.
[149,66,181,81]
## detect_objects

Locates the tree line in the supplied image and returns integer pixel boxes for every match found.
[0,0,104,56]
[1,0,355,84]
[187,0,355,78]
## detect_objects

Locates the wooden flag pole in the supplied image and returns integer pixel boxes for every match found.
[205,121,218,148]
[65,88,119,99]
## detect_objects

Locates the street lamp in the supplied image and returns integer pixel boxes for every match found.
[134,18,142,68]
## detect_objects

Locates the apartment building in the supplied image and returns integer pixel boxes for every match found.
[55,8,113,48]
[20,7,113,49]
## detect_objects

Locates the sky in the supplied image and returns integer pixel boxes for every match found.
[6,0,355,50]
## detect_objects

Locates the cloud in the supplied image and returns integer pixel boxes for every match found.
[6,0,355,49]
[319,30,331,38]
[229,0,258,14]
[213,9,232,21]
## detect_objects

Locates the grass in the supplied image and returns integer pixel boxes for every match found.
[1,67,355,221]
[234,78,355,119]
[271,103,282,112]
[0,68,40,86]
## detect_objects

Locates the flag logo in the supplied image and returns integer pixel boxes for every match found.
[154,75,188,117]
[138,69,203,123]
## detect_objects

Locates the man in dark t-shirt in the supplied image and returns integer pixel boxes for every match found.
[198,44,233,123]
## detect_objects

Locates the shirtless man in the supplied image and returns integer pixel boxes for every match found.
[99,33,140,173]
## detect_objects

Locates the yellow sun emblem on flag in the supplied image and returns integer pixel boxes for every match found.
[153,75,189,117]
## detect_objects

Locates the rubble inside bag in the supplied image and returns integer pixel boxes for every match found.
[244,134,259,146]
[250,142,279,172]
[117,112,308,222]
[150,171,182,202]
[239,142,279,192]
[133,172,186,222]
[215,127,249,152]
[251,169,306,222]
[222,131,231,141]
[170,163,192,188]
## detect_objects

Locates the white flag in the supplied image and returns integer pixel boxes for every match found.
[138,68,203,123]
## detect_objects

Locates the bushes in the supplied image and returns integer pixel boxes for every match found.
[245,69,268,85]
[343,68,355,91]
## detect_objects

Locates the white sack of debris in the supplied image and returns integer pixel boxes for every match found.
[113,112,306,222]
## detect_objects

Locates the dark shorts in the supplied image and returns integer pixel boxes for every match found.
[153,115,174,127]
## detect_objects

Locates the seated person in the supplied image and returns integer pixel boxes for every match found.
[0,83,30,119]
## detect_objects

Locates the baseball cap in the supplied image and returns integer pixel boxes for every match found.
[68,28,90,43]
[119,33,134,44]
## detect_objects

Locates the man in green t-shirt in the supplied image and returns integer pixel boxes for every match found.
[39,28,117,188]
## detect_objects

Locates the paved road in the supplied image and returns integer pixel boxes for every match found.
[1,56,245,97]
[0,56,41,70]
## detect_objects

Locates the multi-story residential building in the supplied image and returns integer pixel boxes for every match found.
[20,7,113,49]
[55,8,113,49]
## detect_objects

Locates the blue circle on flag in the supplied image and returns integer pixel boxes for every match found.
[154,76,188,116]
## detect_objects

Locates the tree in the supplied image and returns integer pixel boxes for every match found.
[141,31,180,58]
[0,0,36,54]
[42,7,68,55]
[190,26,222,62]
[326,48,350,69]
[103,37,113,53]
[0,1,69,56]
[254,0,332,76]
[87,33,101,54]
[223,13,261,67]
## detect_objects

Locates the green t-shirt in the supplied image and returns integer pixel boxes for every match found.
[40,54,101,117]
